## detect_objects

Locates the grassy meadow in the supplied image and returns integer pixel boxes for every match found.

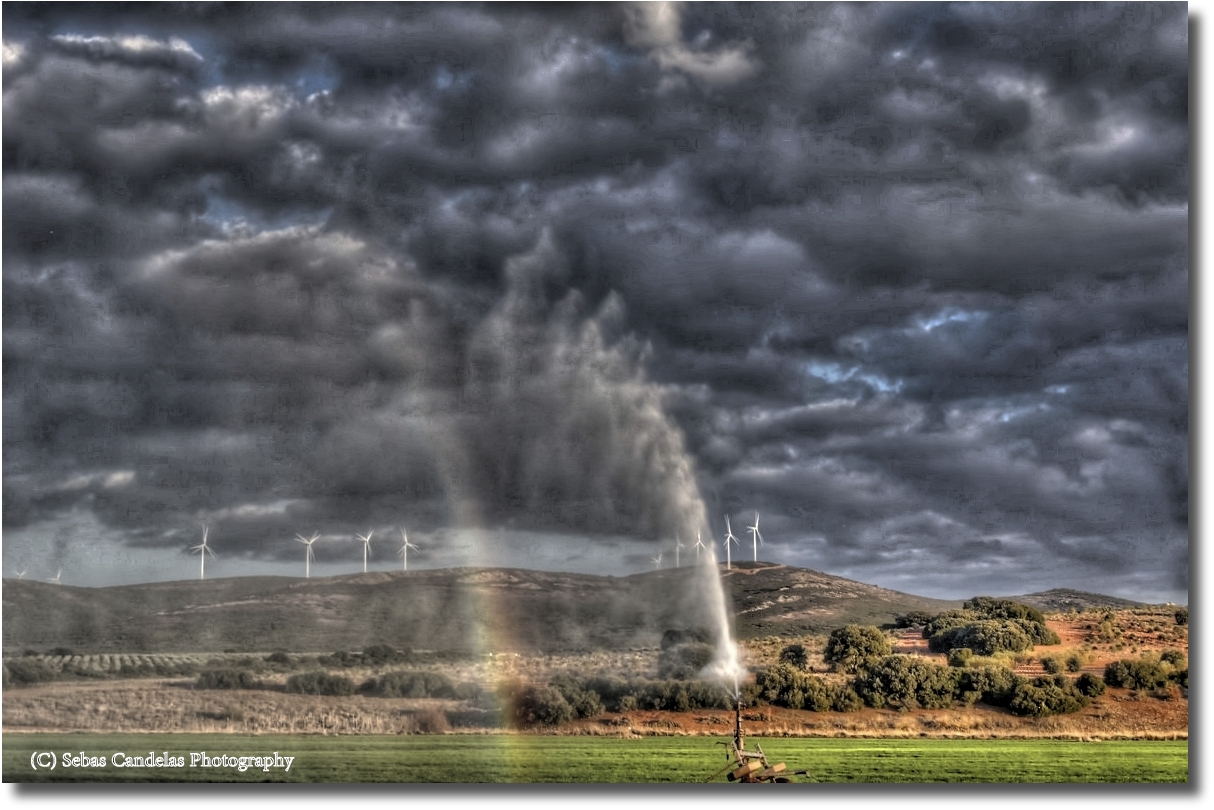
[3,733,1187,783]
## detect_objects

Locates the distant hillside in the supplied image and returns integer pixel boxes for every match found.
[719,562,959,639]
[1003,588,1149,613]
[2,563,960,655]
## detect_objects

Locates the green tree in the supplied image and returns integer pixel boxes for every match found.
[1008,675,1089,717]
[963,597,1046,625]
[946,648,974,668]
[853,655,959,710]
[755,663,832,710]
[778,643,810,670]
[956,666,1022,707]
[512,684,574,727]
[1103,658,1169,690]
[824,625,892,673]
[1075,673,1106,698]
[895,611,938,628]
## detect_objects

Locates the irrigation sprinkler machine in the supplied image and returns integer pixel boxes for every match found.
[705,693,811,784]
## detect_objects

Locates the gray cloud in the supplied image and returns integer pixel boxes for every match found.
[2,2,1187,603]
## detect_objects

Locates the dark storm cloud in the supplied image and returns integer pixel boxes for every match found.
[2,3,1186,601]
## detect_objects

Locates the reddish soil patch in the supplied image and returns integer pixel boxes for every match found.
[562,686,1187,740]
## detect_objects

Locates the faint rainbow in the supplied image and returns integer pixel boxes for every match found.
[425,416,537,780]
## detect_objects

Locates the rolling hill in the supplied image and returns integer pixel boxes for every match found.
[1003,588,1148,613]
[2,563,1136,656]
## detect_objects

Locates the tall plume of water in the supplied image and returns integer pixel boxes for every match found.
[381,230,745,687]
[696,542,744,698]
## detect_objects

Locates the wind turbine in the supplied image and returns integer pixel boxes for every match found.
[296,533,320,578]
[48,568,62,585]
[397,528,418,571]
[723,516,739,570]
[191,526,215,580]
[15,570,27,579]
[747,512,763,563]
[675,533,684,568]
[356,530,374,573]
[694,530,707,564]
[650,551,663,570]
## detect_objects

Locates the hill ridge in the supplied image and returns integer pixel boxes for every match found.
[1,563,1141,654]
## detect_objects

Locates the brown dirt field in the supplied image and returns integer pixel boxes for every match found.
[3,608,1186,739]
[1,677,1186,740]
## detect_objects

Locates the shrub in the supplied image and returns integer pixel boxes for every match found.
[1040,656,1063,675]
[755,663,832,711]
[511,685,574,728]
[895,611,938,628]
[778,644,810,670]
[370,670,456,698]
[946,648,973,668]
[363,645,411,666]
[929,620,1032,656]
[956,666,1021,707]
[853,655,959,710]
[1160,649,1186,668]
[657,642,716,679]
[265,652,292,666]
[568,689,604,719]
[1174,608,1188,626]
[3,658,57,686]
[586,676,731,713]
[317,650,360,668]
[830,686,864,713]
[286,671,356,696]
[824,625,892,673]
[1018,621,1060,646]
[1075,673,1106,698]
[1103,658,1169,691]
[963,597,1046,625]
[195,669,259,690]
[549,674,605,718]
[922,610,981,639]
[1064,653,1084,673]
[413,708,450,734]
[1008,675,1089,717]
[1170,669,1188,689]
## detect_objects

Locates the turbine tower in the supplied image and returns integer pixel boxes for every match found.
[296,533,320,578]
[694,530,707,564]
[398,528,418,571]
[675,533,684,568]
[357,530,374,573]
[651,552,663,570]
[723,516,739,570]
[747,512,763,563]
[49,568,62,585]
[191,525,215,580]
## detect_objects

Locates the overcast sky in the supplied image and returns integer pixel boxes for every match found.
[1,2,1189,603]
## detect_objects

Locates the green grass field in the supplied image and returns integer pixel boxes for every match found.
[3,734,1187,783]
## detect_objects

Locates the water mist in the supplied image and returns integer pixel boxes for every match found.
[696,544,745,699]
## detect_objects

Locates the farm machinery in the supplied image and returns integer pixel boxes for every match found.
[704,696,810,783]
